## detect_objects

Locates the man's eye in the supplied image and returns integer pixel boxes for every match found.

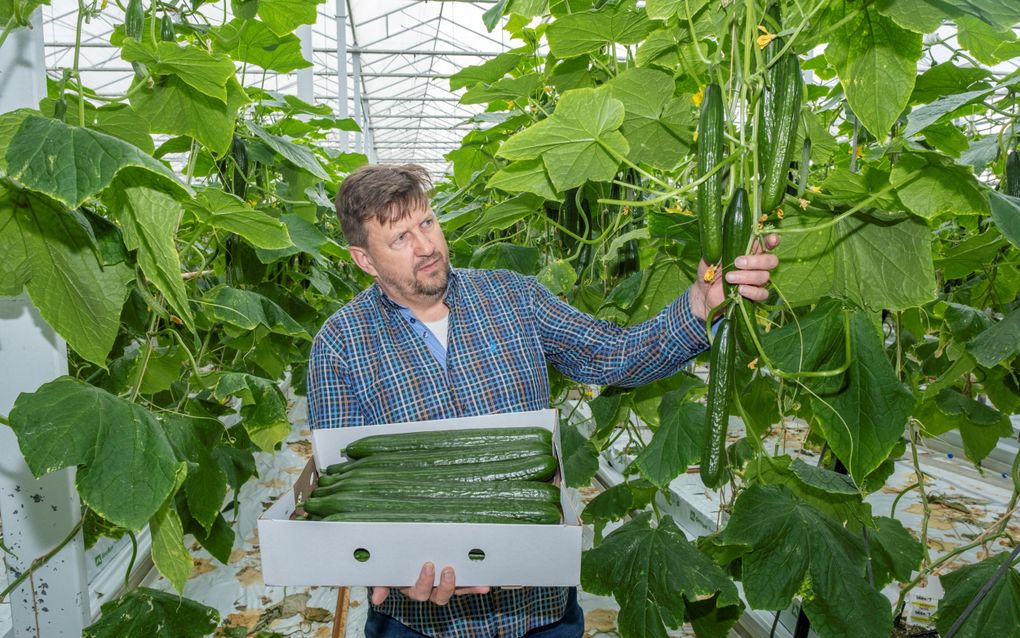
[422,219,434,229]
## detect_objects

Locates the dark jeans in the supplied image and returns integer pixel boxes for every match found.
[364,587,584,638]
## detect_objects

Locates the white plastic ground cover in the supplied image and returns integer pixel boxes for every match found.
[258,409,583,588]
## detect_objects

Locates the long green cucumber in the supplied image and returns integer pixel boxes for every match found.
[311,478,561,503]
[697,83,725,265]
[318,506,561,525]
[722,188,751,293]
[758,52,803,213]
[331,440,550,475]
[302,493,561,524]
[1006,150,1020,198]
[344,427,552,459]
[334,454,558,483]
[700,315,736,489]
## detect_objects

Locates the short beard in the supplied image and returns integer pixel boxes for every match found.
[411,258,449,298]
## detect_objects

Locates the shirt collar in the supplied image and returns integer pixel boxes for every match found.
[373,267,459,313]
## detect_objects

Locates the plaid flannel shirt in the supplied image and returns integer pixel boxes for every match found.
[307,268,709,638]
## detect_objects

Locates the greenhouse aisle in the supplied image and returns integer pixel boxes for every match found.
[142,394,692,638]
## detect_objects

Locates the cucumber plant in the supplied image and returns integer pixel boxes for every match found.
[442,2,1020,637]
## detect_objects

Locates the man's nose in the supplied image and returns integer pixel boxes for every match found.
[413,230,435,255]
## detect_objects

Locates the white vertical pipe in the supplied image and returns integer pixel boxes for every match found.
[335,0,349,152]
[352,50,363,154]
[296,24,315,104]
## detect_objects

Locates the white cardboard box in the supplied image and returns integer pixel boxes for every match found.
[258,409,582,587]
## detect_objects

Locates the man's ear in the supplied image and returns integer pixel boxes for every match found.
[349,245,378,277]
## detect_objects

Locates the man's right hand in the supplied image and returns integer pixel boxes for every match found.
[371,562,490,606]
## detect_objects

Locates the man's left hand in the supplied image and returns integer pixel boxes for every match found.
[689,234,780,321]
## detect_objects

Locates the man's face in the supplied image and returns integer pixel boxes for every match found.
[350,206,451,307]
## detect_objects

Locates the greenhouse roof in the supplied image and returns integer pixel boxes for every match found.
[41,0,521,177]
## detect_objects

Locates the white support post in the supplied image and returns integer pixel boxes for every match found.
[352,50,363,154]
[335,0,350,152]
[0,13,92,638]
[296,24,315,104]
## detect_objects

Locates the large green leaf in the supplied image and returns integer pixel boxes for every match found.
[3,114,186,209]
[547,3,657,58]
[460,73,544,105]
[956,16,1020,65]
[989,191,1020,250]
[868,516,923,588]
[559,421,599,488]
[498,87,628,191]
[212,19,311,73]
[104,174,194,329]
[903,87,997,137]
[208,372,291,451]
[248,121,329,180]
[255,213,334,263]
[582,513,742,638]
[163,414,228,533]
[149,466,191,593]
[257,0,324,36]
[121,40,236,103]
[8,378,180,530]
[460,193,544,240]
[606,68,693,169]
[468,242,541,274]
[966,307,1020,368]
[761,298,846,376]
[809,312,915,484]
[936,551,1020,638]
[719,484,892,638]
[581,480,658,533]
[487,158,561,200]
[890,153,989,219]
[39,96,154,154]
[910,63,993,104]
[628,260,690,325]
[449,52,522,91]
[83,587,219,638]
[0,184,134,365]
[187,189,292,249]
[199,285,311,339]
[772,209,936,311]
[131,75,249,156]
[916,389,1012,464]
[825,5,922,138]
[632,396,705,488]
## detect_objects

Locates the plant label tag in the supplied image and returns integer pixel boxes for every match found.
[902,572,944,629]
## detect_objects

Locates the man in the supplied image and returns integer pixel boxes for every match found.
[307,164,779,638]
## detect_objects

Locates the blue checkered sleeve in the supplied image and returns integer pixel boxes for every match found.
[524,277,710,387]
[307,332,366,429]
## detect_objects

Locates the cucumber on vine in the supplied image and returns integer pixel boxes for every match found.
[697,83,725,266]
[700,315,736,489]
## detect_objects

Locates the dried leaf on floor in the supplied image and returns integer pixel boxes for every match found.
[585,608,617,633]
[191,558,217,578]
[236,565,264,587]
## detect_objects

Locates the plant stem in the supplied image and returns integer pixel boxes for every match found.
[907,419,933,566]
[0,517,85,603]
[74,0,87,126]
[124,531,138,592]
[0,412,9,427]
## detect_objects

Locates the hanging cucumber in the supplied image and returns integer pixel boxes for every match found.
[160,13,175,42]
[124,0,145,40]
[700,315,736,489]
[1006,150,1020,198]
[758,52,803,214]
[722,188,751,294]
[697,83,725,266]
